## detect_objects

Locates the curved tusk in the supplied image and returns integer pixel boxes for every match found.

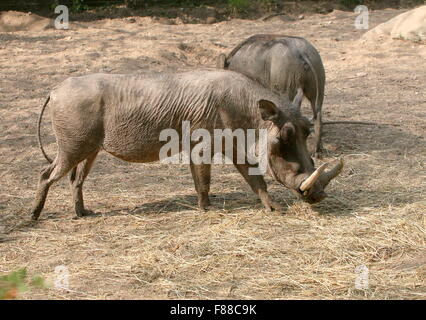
[299,163,328,192]
[319,158,344,188]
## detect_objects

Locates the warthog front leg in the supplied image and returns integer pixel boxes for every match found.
[190,163,211,211]
[232,162,282,212]
[68,151,99,218]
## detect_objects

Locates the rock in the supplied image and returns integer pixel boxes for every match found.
[206,17,216,24]
[0,11,52,32]
[157,17,174,25]
[362,6,426,42]
[278,15,296,22]
[298,14,304,20]
[192,7,217,20]
[262,14,295,22]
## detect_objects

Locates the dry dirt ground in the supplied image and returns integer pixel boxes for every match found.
[0,8,425,299]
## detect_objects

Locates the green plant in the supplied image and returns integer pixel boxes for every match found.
[259,0,277,5]
[0,268,45,300]
[228,0,250,13]
[71,0,88,12]
[125,0,143,9]
[50,0,88,12]
[339,0,363,7]
[258,0,278,12]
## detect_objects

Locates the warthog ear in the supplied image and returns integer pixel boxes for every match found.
[258,99,280,123]
[292,88,304,111]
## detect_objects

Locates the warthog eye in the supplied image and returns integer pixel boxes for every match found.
[303,127,311,138]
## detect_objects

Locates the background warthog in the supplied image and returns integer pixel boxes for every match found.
[31,69,342,220]
[217,34,326,157]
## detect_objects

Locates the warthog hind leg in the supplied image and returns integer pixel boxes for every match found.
[310,100,323,158]
[30,153,77,220]
[69,150,99,218]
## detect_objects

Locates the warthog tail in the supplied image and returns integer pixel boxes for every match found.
[217,53,228,69]
[37,96,53,164]
[300,52,319,116]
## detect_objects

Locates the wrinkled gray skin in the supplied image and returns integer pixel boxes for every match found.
[30,69,330,220]
[217,34,326,157]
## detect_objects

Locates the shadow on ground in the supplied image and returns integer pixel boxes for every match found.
[318,122,425,155]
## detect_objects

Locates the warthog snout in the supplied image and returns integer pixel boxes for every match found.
[305,190,327,204]
[295,159,344,203]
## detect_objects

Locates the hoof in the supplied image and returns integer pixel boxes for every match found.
[313,150,323,159]
[265,201,283,213]
[198,203,210,212]
[271,202,284,213]
[198,197,211,211]
[75,209,96,218]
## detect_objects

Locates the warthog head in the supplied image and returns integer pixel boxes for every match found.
[259,89,343,204]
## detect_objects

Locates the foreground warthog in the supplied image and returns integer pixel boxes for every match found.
[30,69,342,220]
[217,34,326,157]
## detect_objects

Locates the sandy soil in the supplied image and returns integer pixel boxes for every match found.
[0,8,425,299]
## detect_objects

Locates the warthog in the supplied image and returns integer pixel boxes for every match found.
[217,34,326,157]
[30,69,342,220]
